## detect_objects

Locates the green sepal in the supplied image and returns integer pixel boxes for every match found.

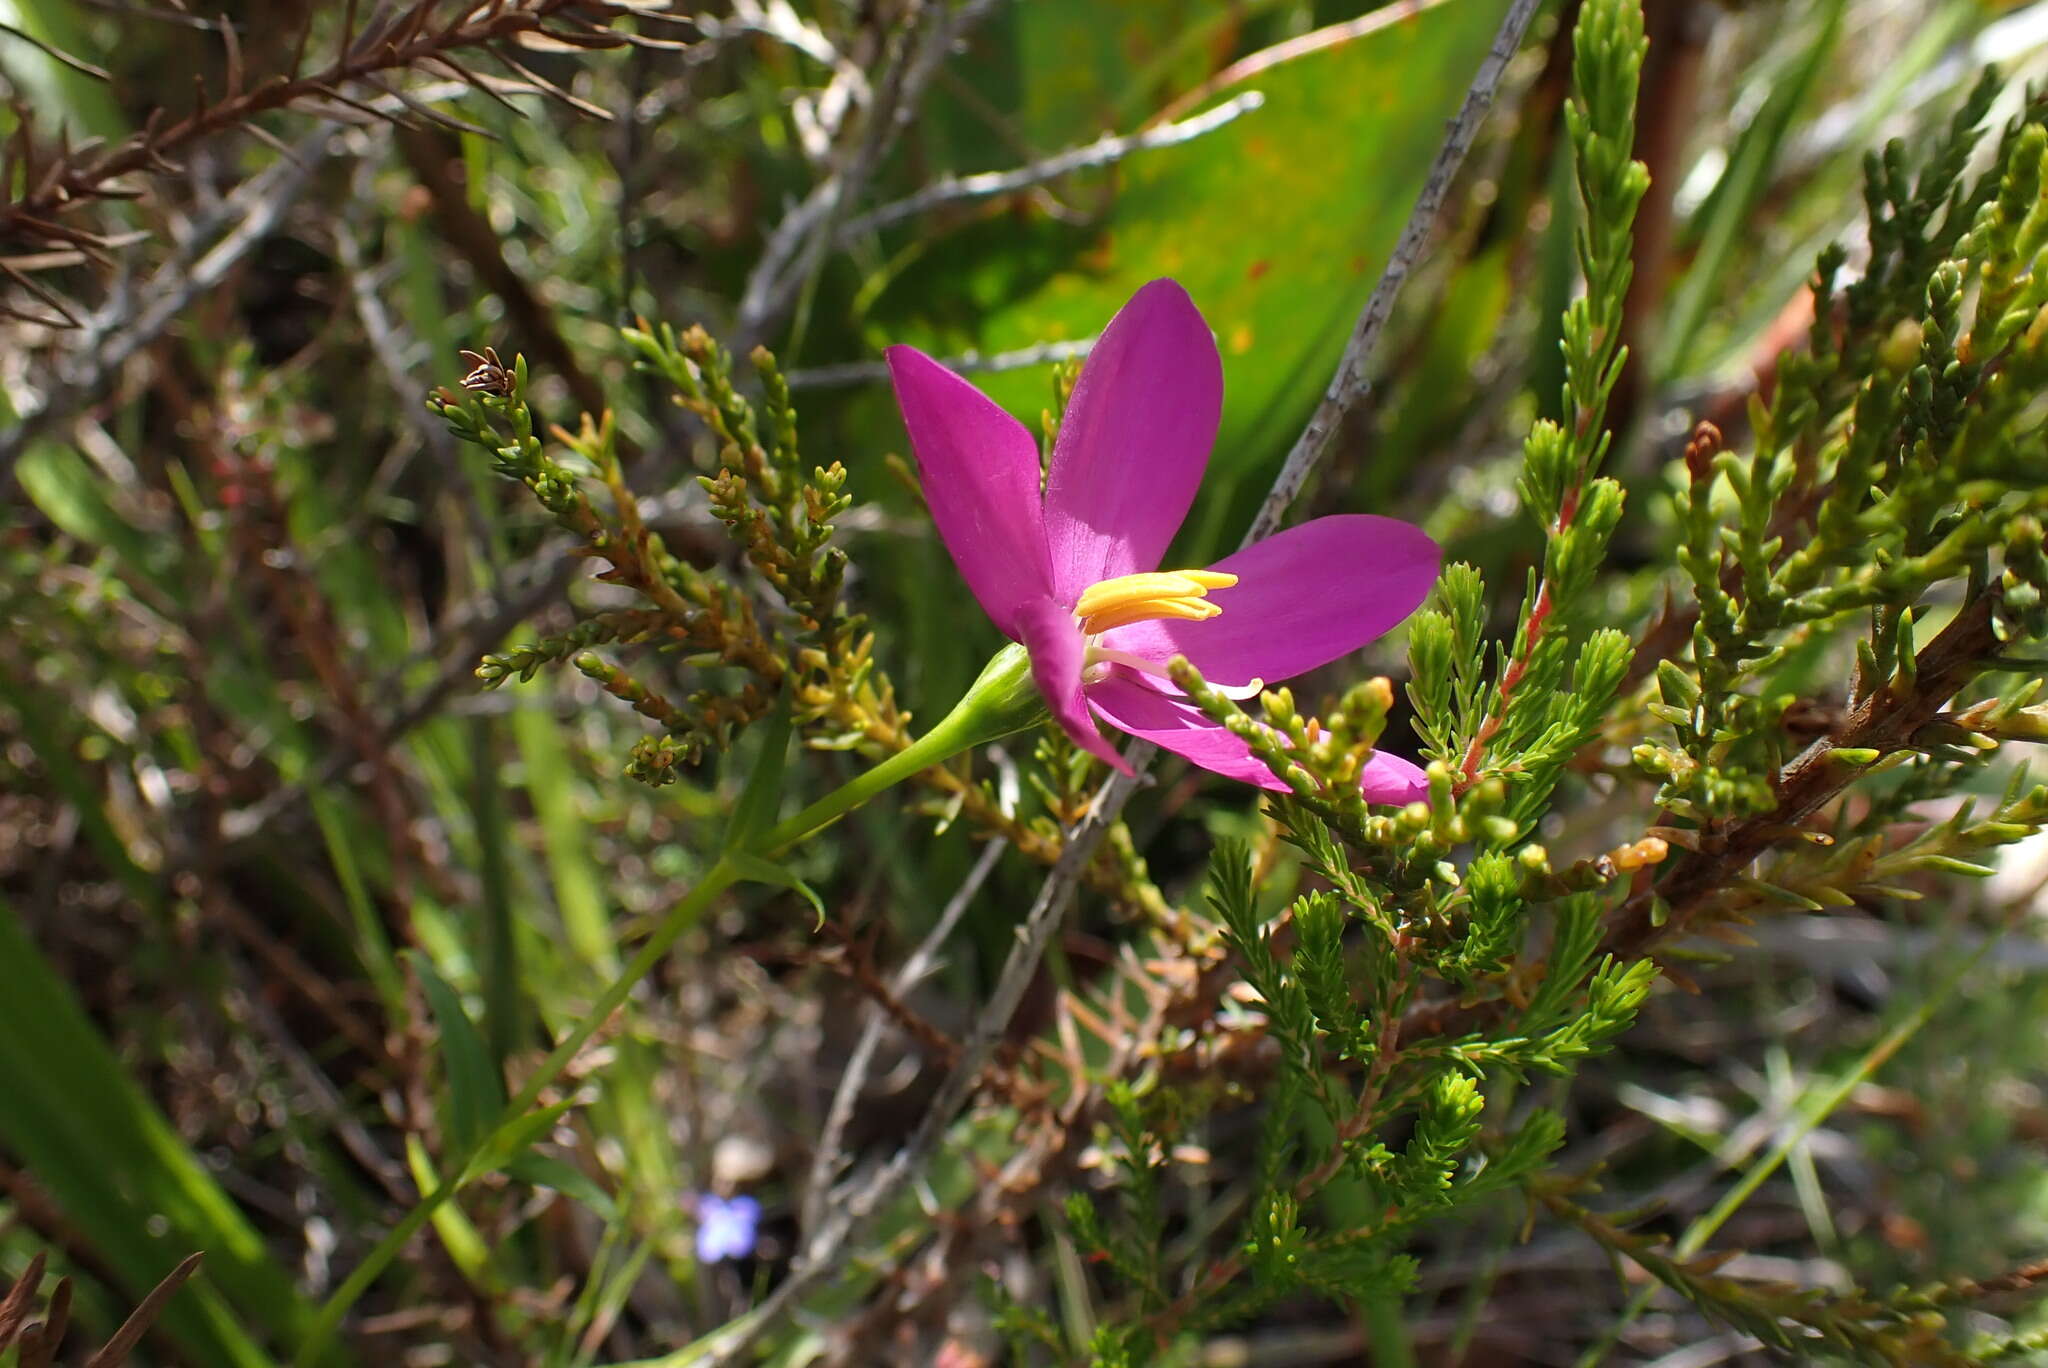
[939,641,1052,750]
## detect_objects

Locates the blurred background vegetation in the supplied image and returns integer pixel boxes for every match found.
[5,0,2048,1363]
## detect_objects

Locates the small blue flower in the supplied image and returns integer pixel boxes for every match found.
[695,1194,760,1264]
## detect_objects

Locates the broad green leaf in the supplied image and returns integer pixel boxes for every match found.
[16,444,181,596]
[870,0,1512,540]
[1375,243,1512,505]
[934,2,1226,159]
[0,0,128,139]
[506,1154,619,1222]
[470,1099,581,1179]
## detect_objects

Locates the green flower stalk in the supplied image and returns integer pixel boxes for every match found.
[755,642,1049,854]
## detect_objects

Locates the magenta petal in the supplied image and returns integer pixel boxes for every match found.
[1016,598,1132,775]
[1358,750,1429,805]
[1099,515,1440,686]
[1042,279,1222,602]
[1089,676,1430,802]
[1085,676,1294,791]
[886,345,1053,639]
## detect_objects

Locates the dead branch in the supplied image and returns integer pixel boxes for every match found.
[0,1,684,258]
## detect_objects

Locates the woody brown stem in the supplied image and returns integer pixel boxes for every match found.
[1402,587,2007,1048]
[1602,588,2003,959]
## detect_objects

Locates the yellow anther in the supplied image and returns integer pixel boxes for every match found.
[1082,596,1222,634]
[1074,571,1234,619]
[1073,568,1238,635]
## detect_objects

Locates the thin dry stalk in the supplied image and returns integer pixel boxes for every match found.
[0,1,683,258]
[699,0,1546,1351]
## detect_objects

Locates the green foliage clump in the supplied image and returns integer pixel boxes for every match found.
[1059,3,2048,1360]
[12,0,2048,1365]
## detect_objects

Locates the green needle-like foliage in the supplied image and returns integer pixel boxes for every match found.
[14,0,2048,1363]
[1069,2,2048,1358]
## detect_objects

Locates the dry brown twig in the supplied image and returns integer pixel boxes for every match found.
[1396,587,2010,1048]
[0,118,340,491]
[734,0,1005,347]
[0,1249,205,1368]
[0,0,687,266]
[1603,590,2005,960]
[0,4,683,497]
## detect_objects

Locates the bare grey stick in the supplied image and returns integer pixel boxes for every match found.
[1,74,507,495]
[699,769,1146,1366]
[837,91,1266,240]
[703,2,1545,1357]
[0,123,339,494]
[709,1,852,76]
[1244,0,1544,543]
[799,837,1007,1236]
[735,0,1005,346]
[727,1,871,161]
[335,199,462,517]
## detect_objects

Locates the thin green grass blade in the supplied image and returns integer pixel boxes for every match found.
[307,788,409,1016]
[1575,920,2000,1366]
[411,951,508,1153]
[0,895,344,1366]
[470,716,524,1067]
[513,706,615,972]
[510,703,681,1238]
[1656,0,1844,378]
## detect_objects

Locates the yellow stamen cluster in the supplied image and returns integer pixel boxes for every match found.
[1074,569,1238,635]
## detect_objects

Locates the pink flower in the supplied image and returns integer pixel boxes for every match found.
[886,279,1439,803]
